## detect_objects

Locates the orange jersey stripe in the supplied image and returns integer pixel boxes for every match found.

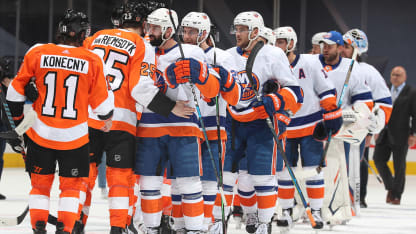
[286,125,316,139]
[279,88,302,114]
[379,105,392,124]
[320,96,337,111]
[136,126,203,138]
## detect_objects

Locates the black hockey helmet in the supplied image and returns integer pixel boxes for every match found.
[111,6,124,27]
[0,56,23,81]
[117,1,166,27]
[58,9,91,38]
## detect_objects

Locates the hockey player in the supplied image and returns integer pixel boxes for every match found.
[83,3,195,233]
[310,32,327,54]
[223,11,303,234]
[317,31,374,225]
[274,26,342,230]
[179,11,241,232]
[135,8,220,233]
[341,29,392,208]
[6,9,114,234]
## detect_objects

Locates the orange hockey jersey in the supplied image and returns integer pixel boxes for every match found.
[84,29,159,135]
[6,43,113,150]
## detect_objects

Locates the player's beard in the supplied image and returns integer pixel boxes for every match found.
[150,34,163,47]
[325,52,338,63]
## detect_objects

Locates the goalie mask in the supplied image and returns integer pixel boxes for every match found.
[343,29,368,55]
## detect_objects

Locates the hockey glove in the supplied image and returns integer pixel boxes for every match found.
[262,79,280,94]
[24,79,39,102]
[260,92,285,117]
[275,111,291,138]
[323,107,343,135]
[164,58,208,88]
[213,65,236,92]
[7,137,23,154]
[202,96,216,106]
[312,121,328,141]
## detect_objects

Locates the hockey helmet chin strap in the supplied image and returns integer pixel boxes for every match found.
[244,28,260,51]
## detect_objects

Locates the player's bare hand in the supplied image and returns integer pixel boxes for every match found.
[172,100,195,119]
[101,119,112,132]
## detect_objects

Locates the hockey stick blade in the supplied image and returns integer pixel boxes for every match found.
[0,206,29,226]
[0,110,36,139]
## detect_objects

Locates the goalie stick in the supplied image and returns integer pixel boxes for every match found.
[167,1,228,231]
[245,40,316,228]
[0,87,57,226]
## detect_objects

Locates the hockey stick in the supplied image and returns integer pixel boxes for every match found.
[167,0,228,214]
[360,150,383,184]
[0,88,58,226]
[210,34,227,234]
[245,40,316,228]
[0,109,36,139]
[316,47,359,175]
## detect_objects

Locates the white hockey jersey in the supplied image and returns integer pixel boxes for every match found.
[286,54,337,138]
[226,45,302,122]
[359,62,392,124]
[200,46,238,140]
[137,43,218,138]
[318,55,373,109]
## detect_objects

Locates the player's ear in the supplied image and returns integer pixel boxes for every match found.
[165,27,173,40]
[251,27,259,39]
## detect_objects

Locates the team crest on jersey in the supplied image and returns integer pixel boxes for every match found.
[236,70,260,101]
[154,69,167,94]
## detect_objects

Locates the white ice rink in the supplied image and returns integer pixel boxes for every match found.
[0,168,415,234]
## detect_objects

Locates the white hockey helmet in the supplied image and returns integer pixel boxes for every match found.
[259,27,276,46]
[343,28,368,55]
[180,12,211,46]
[311,32,327,45]
[274,26,297,52]
[147,8,178,45]
[231,11,264,49]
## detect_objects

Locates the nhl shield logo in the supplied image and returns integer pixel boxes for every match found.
[114,154,121,162]
[71,168,79,176]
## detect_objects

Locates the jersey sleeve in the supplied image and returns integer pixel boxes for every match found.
[367,64,392,123]
[191,46,220,98]
[89,54,114,117]
[348,63,374,110]
[129,40,160,108]
[270,48,303,114]
[6,44,44,102]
